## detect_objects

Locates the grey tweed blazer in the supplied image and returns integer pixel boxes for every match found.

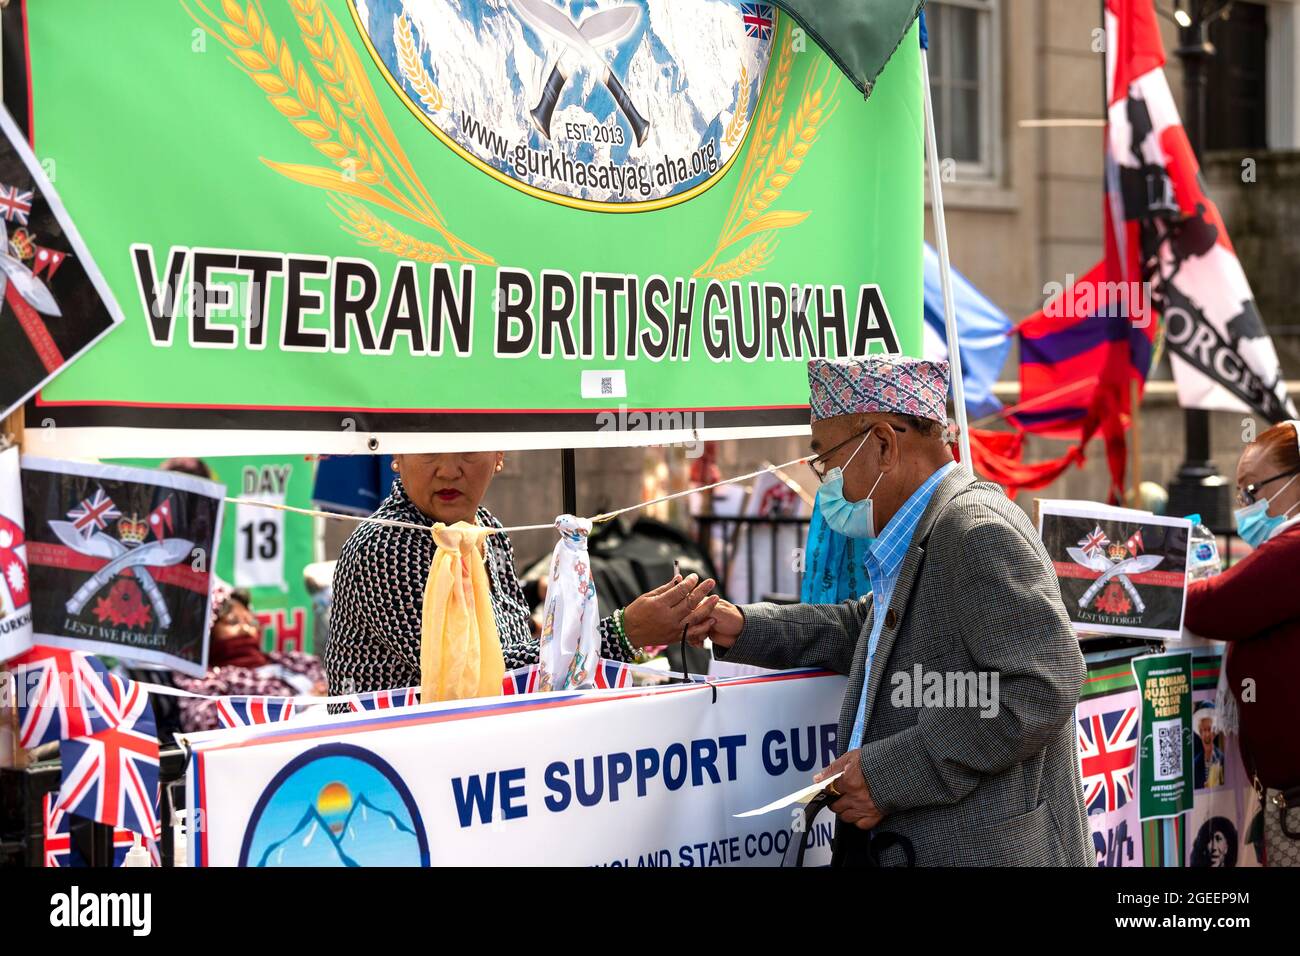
[718,467,1093,866]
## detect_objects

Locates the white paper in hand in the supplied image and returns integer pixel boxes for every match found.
[734,771,843,818]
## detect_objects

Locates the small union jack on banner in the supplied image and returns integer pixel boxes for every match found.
[0,183,33,224]
[214,695,300,729]
[592,659,634,690]
[740,2,774,40]
[503,660,634,694]
[346,685,420,712]
[57,673,161,838]
[10,645,120,748]
[502,665,541,696]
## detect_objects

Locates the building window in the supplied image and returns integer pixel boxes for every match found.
[1206,0,1268,151]
[926,0,1000,181]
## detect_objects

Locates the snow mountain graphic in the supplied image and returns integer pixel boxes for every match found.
[257,793,419,867]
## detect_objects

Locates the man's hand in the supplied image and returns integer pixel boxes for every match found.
[622,574,716,648]
[814,750,884,830]
[681,594,742,649]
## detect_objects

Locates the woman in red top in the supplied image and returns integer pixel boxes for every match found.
[1185,420,1300,864]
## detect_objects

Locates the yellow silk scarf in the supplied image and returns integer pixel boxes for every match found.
[419,523,505,702]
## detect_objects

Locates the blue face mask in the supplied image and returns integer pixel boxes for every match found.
[816,434,885,540]
[1234,472,1299,548]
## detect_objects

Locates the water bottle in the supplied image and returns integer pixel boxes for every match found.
[123,833,151,867]
[1185,513,1222,582]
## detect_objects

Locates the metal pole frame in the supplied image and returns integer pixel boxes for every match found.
[919,44,973,468]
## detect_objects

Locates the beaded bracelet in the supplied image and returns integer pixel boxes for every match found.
[612,607,634,657]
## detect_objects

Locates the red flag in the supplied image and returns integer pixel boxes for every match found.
[1103,0,1293,421]
[31,245,68,279]
[0,513,30,609]
[147,495,174,541]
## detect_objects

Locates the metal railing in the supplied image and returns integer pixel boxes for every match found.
[694,513,810,605]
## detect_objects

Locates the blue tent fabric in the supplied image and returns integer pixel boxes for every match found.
[922,243,1012,420]
[312,454,395,516]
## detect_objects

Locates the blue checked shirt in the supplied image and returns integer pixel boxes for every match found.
[845,461,956,751]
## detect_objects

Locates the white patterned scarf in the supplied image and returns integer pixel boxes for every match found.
[537,516,601,691]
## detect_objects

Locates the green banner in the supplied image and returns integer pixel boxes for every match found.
[1131,651,1194,821]
[9,0,923,456]
[115,456,317,654]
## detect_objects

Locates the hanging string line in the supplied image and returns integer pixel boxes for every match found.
[222,454,815,536]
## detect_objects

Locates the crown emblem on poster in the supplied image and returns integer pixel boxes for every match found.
[8,228,34,261]
[117,514,149,545]
[1107,542,1128,561]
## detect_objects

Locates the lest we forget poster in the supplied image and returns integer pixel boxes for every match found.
[20,457,224,675]
[1039,501,1191,640]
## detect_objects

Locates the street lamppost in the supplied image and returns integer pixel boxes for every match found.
[1163,0,1235,529]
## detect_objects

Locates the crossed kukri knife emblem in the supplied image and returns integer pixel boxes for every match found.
[1067,546,1164,613]
[49,520,194,629]
[512,0,650,145]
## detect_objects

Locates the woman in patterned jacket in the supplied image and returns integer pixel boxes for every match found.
[326,452,714,697]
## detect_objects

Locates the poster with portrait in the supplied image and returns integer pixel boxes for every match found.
[1038,501,1191,640]
[19,457,224,675]
[1185,662,1262,868]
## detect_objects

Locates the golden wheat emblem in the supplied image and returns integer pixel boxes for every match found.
[184,0,491,265]
[394,13,445,114]
[695,17,840,281]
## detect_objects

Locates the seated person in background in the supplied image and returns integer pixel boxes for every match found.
[173,582,326,733]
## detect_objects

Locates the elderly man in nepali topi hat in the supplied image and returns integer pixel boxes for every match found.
[685,355,1093,868]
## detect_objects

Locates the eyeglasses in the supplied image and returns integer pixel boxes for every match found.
[1237,465,1300,507]
[809,424,906,483]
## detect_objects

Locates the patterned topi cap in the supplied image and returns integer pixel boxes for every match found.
[807,356,949,424]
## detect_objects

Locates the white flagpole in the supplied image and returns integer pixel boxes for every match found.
[919,45,972,469]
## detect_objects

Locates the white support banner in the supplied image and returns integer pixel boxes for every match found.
[185,670,845,867]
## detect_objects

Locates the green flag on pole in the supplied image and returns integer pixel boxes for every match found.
[769,0,925,97]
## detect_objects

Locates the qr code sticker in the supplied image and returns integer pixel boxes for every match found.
[1154,718,1182,781]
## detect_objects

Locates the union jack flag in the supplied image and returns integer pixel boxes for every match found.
[1078,525,1110,558]
[1078,705,1138,813]
[56,674,161,838]
[215,695,300,728]
[10,645,120,747]
[43,794,159,867]
[67,488,121,537]
[592,659,633,690]
[740,2,773,40]
[502,665,541,696]
[0,183,33,224]
[42,793,74,867]
[346,685,420,712]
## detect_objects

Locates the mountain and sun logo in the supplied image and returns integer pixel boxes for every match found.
[240,744,429,866]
